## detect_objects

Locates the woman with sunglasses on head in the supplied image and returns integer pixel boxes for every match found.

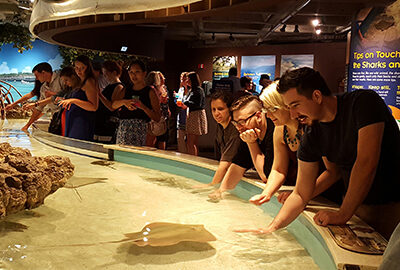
[58,55,99,141]
[248,81,303,205]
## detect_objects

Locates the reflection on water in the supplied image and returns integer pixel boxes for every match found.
[0,120,319,269]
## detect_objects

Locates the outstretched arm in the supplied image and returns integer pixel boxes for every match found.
[314,122,384,226]
[250,127,290,205]
[208,163,246,199]
[237,160,320,234]
[6,92,34,110]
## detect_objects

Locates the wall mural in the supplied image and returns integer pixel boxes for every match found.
[0,39,62,99]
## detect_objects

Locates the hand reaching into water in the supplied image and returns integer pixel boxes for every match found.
[249,193,271,206]
[234,226,275,235]
[208,189,223,201]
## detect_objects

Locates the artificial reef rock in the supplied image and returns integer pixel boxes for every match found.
[0,142,74,216]
[5,105,32,119]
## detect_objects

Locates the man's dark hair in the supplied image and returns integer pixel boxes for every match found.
[278,67,331,98]
[228,67,238,77]
[210,90,233,107]
[32,62,52,73]
[260,74,270,80]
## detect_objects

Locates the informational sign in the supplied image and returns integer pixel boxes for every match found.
[281,54,314,75]
[212,56,238,81]
[241,55,276,93]
[348,4,400,120]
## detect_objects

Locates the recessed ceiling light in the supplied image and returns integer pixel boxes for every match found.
[312,19,320,27]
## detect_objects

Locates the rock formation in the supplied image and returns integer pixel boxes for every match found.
[0,142,74,216]
[5,105,32,119]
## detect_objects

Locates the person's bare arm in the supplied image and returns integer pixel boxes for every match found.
[136,88,161,122]
[208,163,246,200]
[314,122,384,226]
[236,160,320,234]
[250,127,290,205]
[6,92,34,110]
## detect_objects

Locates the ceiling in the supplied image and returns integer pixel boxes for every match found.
[2,0,397,52]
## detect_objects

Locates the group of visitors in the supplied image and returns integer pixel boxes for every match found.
[207,68,399,244]
[5,62,400,267]
[5,56,209,155]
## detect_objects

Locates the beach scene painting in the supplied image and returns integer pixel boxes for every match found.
[280,54,314,76]
[0,39,62,100]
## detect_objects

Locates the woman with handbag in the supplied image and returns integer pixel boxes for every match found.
[145,71,170,149]
[177,71,208,156]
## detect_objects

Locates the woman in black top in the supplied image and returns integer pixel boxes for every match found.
[178,71,207,155]
[111,60,161,146]
[94,60,124,143]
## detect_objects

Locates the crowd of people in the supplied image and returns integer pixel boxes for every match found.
[5,56,209,154]
[5,59,400,248]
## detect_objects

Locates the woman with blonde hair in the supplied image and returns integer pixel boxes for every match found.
[145,71,169,149]
[249,81,303,205]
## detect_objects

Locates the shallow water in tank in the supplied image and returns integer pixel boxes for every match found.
[0,120,319,270]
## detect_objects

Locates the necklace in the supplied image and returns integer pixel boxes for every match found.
[283,125,302,148]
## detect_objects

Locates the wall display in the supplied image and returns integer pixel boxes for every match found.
[280,54,314,76]
[241,55,276,93]
[348,3,400,120]
[0,39,62,98]
[212,56,238,81]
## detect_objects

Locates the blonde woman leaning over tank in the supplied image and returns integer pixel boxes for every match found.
[248,81,302,205]
[248,82,337,207]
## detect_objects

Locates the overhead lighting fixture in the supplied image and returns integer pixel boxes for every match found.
[315,28,321,35]
[229,33,234,41]
[212,33,215,41]
[280,24,286,32]
[311,19,320,27]
[294,25,299,33]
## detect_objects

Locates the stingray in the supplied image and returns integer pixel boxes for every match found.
[64,176,108,188]
[123,222,217,247]
[90,160,116,170]
[38,222,217,248]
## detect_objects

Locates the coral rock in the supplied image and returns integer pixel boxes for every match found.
[0,142,74,216]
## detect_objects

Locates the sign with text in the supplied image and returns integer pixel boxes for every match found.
[348,5,400,120]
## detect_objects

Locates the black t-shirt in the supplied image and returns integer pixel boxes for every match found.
[215,122,241,162]
[183,86,205,112]
[118,86,152,121]
[232,117,275,176]
[298,90,400,204]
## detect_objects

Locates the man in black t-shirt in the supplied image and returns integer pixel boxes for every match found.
[253,67,400,239]
[209,95,275,199]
